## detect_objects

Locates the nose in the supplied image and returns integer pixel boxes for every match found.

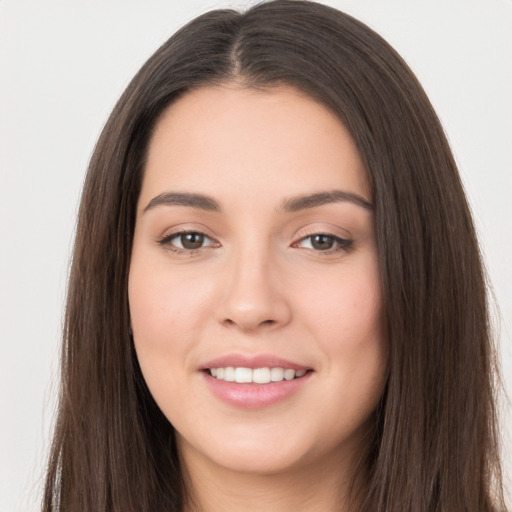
[215,246,292,332]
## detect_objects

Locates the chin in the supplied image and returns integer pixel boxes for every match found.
[176,421,354,478]
[206,446,310,477]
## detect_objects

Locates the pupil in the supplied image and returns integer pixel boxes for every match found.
[312,234,334,250]
[181,233,204,249]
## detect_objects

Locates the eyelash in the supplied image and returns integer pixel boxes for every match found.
[292,232,353,253]
[158,230,353,255]
[158,230,219,255]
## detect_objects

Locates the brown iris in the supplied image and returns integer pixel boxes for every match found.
[310,234,335,250]
[180,232,205,250]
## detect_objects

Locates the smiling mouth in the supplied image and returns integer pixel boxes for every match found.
[206,367,311,384]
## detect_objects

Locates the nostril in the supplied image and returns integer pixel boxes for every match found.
[222,317,277,329]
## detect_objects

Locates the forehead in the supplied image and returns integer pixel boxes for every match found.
[140,83,370,208]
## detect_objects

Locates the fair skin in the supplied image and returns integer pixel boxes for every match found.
[129,83,387,512]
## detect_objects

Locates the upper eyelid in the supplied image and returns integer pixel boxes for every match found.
[293,233,352,247]
[160,230,218,244]
[293,224,352,240]
[158,224,217,240]
[296,232,348,242]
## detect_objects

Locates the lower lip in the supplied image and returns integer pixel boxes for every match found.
[202,371,313,409]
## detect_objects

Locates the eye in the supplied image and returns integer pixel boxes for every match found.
[159,231,219,252]
[294,233,353,252]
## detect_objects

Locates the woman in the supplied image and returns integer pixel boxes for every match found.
[43,1,507,510]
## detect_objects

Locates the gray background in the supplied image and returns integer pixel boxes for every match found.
[1,0,511,510]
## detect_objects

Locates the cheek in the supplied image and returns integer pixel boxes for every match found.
[300,260,387,402]
[129,256,211,341]
[128,257,186,379]
[127,253,223,408]
[302,260,382,346]
[128,261,205,420]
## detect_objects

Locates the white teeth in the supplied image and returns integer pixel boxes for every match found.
[284,369,295,380]
[235,367,252,383]
[224,366,235,382]
[209,366,308,384]
[270,367,284,381]
[253,367,271,384]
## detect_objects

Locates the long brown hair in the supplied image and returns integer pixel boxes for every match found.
[43,1,506,510]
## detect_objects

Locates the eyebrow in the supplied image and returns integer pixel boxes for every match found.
[280,190,373,212]
[143,189,373,214]
[143,192,221,213]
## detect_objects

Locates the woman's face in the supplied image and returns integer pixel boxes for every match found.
[129,84,387,476]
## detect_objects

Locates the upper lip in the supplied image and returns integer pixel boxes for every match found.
[200,353,311,371]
